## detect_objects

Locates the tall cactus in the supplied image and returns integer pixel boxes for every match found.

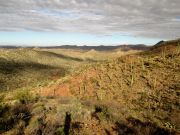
[177,41,180,54]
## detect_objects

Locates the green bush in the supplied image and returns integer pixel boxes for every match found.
[55,127,65,135]
[15,90,37,104]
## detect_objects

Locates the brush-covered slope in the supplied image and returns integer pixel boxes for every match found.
[40,40,180,133]
[0,48,86,91]
[0,41,179,135]
[0,46,141,91]
[150,39,180,53]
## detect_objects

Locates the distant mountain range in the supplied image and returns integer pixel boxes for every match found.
[40,44,149,51]
[1,38,179,51]
[0,44,149,51]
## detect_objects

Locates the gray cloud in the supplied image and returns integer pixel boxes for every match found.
[0,0,180,39]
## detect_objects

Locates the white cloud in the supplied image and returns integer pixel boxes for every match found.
[0,0,180,39]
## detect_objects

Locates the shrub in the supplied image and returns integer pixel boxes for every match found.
[92,105,112,122]
[15,90,37,104]
[0,103,9,116]
[55,127,65,135]
[32,102,45,115]
[0,94,5,103]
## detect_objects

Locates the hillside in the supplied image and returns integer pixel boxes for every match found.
[151,39,180,53]
[0,48,84,91]
[0,40,179,135]
[0,47,141,91]
[37,40,180,134]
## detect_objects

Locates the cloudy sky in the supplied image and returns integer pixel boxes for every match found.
[0,0,179,46]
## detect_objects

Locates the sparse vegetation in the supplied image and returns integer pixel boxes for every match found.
[0,39,179,134]
[15,90,38,104]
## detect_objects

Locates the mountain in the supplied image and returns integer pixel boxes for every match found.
[0,44,150,52]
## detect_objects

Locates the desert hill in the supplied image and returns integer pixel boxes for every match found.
[37,40,180,134]
[0,39,179,135]
[151,39,180,53]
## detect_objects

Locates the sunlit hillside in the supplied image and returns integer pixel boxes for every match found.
[0,40,179,135]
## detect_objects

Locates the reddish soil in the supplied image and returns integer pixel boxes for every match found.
[38,84,72,97]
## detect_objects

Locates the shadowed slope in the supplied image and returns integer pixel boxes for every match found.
[0,58,67,91]
[36,50,84,62]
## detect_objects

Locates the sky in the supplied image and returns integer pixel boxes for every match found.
[0,0,180,46]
